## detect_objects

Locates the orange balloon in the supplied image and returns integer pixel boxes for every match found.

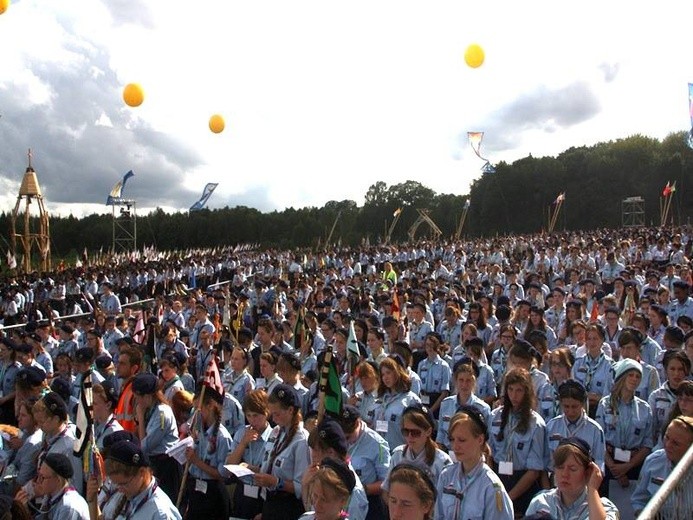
[209,114,225,134]
[464,44,485,68]
[0,0,10,15]
[123,83,144,107]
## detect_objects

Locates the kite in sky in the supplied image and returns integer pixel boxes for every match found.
[468,132,495,174]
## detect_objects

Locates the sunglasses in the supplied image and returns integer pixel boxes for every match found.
[401,428,424,438]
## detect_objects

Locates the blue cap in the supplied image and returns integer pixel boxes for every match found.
[16,366,46,386]
[270,383,300,409]
[107,440,149,467]
[132,373,158,394]
[316,418,348,456]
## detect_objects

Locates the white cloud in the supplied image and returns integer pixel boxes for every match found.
[0,0,692,217]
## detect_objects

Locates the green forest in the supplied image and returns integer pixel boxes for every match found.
[2,131,692,257]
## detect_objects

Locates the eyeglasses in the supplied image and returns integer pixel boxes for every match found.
[112,475,136,489]
[401,428,424,438]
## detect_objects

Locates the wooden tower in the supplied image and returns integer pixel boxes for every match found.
[10,149,51,273]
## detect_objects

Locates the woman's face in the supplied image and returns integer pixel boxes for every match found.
[401,417,430,454]
[623,370,642,393]
[17,406,35,431]
[230,349,246,373]
[678,393,693,416]
[449,421,483,466]
[456,372,475,400]
[381,367,397,390]
[506,383,526,409]
[666,360,687,389]
[367,332,383,352]
[311,481,346,520]
[462,326,476,343]
[554,454,588,497]
[246,410,269,432]
[573,327,586,344]
[259,359,275,379]
[499,331,514,348]
[359,372,376,393]
[530,312,541,326]
[585,331,602,352]
[92,393,111,422]
[550,359,571,383]
[560,397,584,422]
[388,482,431,520]
[268,402,293,428]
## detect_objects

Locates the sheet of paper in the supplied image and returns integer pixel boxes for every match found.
[165,436,194,465]
[224,464,256,478]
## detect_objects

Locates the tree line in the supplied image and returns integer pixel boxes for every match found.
[1,131,691,258]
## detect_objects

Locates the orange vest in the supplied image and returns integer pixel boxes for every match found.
[115,380,136,433]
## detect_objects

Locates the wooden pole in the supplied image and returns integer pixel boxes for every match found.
[176,383,207,508]
[316,345,334,424]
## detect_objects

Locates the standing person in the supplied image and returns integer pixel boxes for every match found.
[227,390,274,519]
[526,438,619,520]
[114,346,141,434]
[222,346,255,404]
[0,338,21,425]
[4,398,43,494]
[545,381,606,472]
[253,384,310,520]
[92,382,123,450]
[571,323,614,417]
[387,463,437,520]
[102,440,182,519]
[487,367,547,517]
[435,408,514,520]
[339,405,390,520]
[436,360,491,450]
[632,416,693,516]
[182,385,233,520]
[298,458,356,520]
[595,359,653,496]
[132,372,182,502]
[416,332,451,418]
[375,356,421,452]
[648,350,691,443]
[15,453,90,519]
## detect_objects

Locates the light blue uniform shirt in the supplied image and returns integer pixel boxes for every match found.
[437,319,463,349]
[417,356,452,395]
[632,449,672,514]
[408,368,422,395]
[647,382,677,444]
[634,361,660,401]
[39,486,90,520]
[0,361,20,397]
[537,382,561,423]
[571,353,614,401]
[10,428,43,487]
[375,390,421,452]
[114,477,182,519]
[526,488,619,520]
[347,423,390,486]
[434,460,514,520]
[384,444,452,491]
[640,336,662,368]
[189,422,233,479]
[222,369,255,407]
[488,408,547,471]
[36,351,54,375]
[222,392,245,438]
[476,362,497,401]
[352,390,379,429]
[545,412,606,471]
[142,403,179,456]
[490,347,511,386]
[260,425,310,500]
[595,394,653,450]
[94,415,123,451]
[436,394,491,449]
[230,424,272,498]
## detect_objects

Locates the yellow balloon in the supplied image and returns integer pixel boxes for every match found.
[0,0,10,15]
[209,114,225,134]
[464,44,485,68]
[122,83,144,107]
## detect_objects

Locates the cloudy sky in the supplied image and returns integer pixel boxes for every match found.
[1,1,692,218]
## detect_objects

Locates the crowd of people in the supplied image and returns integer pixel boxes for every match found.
[0,225,691,520]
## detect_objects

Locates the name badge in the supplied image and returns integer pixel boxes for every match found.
[195,479,208,494]
[376,420,389,433]
[244,484,260,498]
[421,395,430,405]
[614,448,631,462]
[499,461,514,475]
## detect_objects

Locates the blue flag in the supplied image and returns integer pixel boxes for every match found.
[190,183,219,211]
[106,170,135,205]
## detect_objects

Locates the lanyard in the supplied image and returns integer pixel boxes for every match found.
[584,353,604,390]
[448,461,484,520]
[96,416,117,444]
[563,413,587,438]
[124,482,158,520]
[503,415,519,462]
[163,376,181,391]
[616,398,639,449]
[39,426,69,464]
